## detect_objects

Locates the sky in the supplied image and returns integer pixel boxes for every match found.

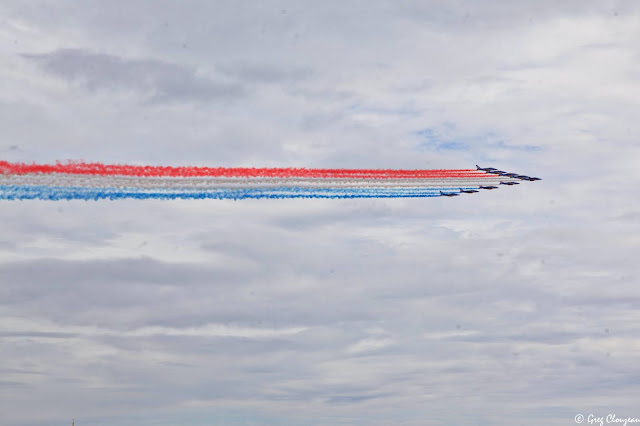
[1,1,639,425]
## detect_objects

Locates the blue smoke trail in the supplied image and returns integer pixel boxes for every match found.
[0,185,482,201]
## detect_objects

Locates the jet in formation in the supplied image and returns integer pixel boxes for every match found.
[476,165,541,181]
[476,165,497,172]
[440,166,539,197]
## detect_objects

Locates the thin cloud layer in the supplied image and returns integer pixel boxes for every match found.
[24,49,245,103]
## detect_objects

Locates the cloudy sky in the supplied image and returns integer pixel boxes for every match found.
[1,1,639,424]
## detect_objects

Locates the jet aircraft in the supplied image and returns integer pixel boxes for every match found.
[440,191,460,197]
[479,185,498,190]
[459,188,479,193]
[476,165,541,182]
[476,165,497,172]
[500,181,520,185]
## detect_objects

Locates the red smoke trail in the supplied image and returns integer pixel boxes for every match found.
[0,161,493,179]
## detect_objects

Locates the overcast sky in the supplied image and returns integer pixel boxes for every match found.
[1,1,640,425]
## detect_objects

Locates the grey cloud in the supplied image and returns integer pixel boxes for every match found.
[24,49,244,103]
[95,334,297,357]
[217,61,312,84]
[394,0,638,28]
[0,380,31,389]
[442,330,601,345]
[0,331,77,338]
[0,253,379,329]
[0,368,45,376]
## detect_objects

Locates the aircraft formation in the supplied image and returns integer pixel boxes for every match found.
[0,160,540,200]
[437,165,541,197]
[476,165,541,181]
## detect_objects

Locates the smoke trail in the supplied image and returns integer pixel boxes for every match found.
[0,161,493,179]
[0,161,534,201]
[0,185,467,200]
